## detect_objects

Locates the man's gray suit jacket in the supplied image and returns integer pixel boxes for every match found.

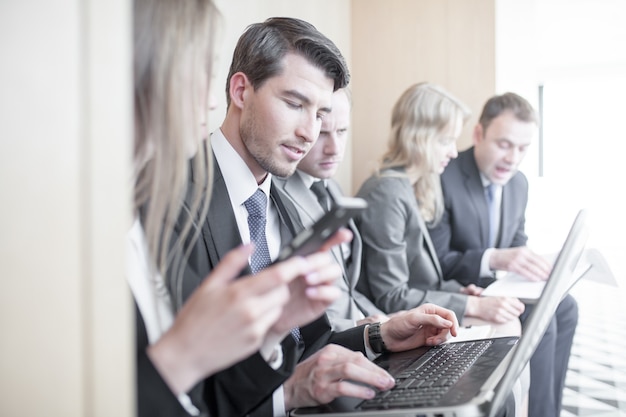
[274,172,384,331]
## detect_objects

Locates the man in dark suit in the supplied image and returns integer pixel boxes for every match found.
[177,17,461,417]
[429,92,579,417]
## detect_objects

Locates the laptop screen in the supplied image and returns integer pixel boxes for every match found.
[488,209,589,417]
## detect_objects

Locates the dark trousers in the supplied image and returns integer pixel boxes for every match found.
[521,294,578,417]
[498,392,518,417]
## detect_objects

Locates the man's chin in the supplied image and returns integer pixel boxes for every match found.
[493,173,514,185]
[268,164,298,179]
[316,169,336,179]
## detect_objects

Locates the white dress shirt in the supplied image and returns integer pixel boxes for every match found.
[126,218,200,415]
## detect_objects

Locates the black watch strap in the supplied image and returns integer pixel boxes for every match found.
[368,322,388,353]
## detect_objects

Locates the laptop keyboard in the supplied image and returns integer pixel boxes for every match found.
[360,340,493,410]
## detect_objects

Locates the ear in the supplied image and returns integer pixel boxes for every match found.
[472,123,483,146]
[228,72,249,110]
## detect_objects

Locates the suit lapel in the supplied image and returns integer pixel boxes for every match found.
[326,180,363,278]
[415,207,443,279]
[321,181,354,281]
[270,182,299,244]
[460,151,491,246]
[203,161,250,275]
[281,176,348,278]
[283,174,326,225]
[203,168,302,280]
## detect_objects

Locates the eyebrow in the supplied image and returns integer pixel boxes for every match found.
[497,137,531,147]
[284,89,332,114]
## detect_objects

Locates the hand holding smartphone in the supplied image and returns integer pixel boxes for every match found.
[277,197,367,261]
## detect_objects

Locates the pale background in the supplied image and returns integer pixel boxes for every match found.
[1,0,623,415]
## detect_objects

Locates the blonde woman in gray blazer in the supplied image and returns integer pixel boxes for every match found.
[355,83,526,327]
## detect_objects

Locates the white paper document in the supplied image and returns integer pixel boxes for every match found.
[481,260,592,301]
[445,324,495,343]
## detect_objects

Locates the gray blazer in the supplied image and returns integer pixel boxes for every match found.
[274,172,384,331]
[428,147,529,286]
[354,168,467,319]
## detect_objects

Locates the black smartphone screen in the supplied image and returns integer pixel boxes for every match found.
[277,197,367,261]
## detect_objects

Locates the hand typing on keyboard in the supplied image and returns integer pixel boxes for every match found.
[283,344,396,410]
[379,303,459,352]
[283,304,458,412]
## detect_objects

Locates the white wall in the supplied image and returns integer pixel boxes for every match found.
[0,1,133,416]
[496,0,626,283]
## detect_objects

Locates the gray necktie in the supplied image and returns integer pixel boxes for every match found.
[310,180,332,212]
[485,183,498,247]
[310,179,355,272]
[243,188,301,343]
[244,189,272,273]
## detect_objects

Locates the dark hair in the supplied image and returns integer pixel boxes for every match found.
[478,92,539,130]
[225,17,350,106]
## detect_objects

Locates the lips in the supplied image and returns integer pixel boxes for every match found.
[281,144,308,161]
[493,165,514,181]
[319,160,339,169]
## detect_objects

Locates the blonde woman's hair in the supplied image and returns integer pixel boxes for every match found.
[133,0,220,308]
[379,82,470,224]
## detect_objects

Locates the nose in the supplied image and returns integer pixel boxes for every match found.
[295,114,319,144]
[505,147,521,165]
[448,142,458,159]
[324,133,340,155]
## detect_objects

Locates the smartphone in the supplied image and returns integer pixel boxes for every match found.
[277,196,368,261]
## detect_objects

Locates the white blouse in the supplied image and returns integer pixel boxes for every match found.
[126,218,200,415]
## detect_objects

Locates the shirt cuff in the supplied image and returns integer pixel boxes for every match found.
[176,393,200,416]
[480,248,496,278]
[273,386,287,417]
[260,343,284,370]
[363,325,381,361]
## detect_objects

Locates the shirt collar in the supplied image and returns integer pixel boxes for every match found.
[297,170,326,190]
[479,173,491,188]
[211,128,272,206]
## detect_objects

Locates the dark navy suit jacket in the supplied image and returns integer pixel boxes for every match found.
[429,146,529,286]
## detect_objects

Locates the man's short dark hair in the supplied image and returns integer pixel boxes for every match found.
[225,17,350,106]
[479,92,539,130]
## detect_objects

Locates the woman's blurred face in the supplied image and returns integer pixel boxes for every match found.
[433,113,462,174]
[200,70,219,141]
[187,68,218,157]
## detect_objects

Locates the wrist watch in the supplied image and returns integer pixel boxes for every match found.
[367,322,388,353]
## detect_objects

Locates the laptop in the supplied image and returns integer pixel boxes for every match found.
[292,209,590,417]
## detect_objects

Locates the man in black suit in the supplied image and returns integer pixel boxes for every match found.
[177,17,462,417]
[429,92,579,417]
